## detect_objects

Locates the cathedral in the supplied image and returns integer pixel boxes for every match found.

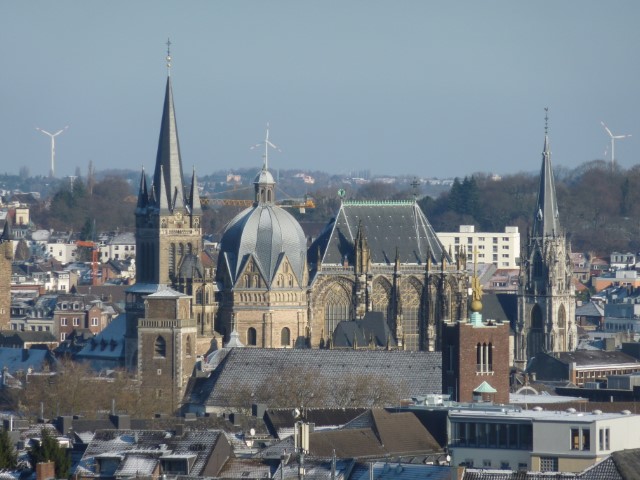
[515,131,577,367]
[125,62,575,409]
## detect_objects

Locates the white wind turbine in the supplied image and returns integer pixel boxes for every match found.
[36,125,69,177]
[250,122,281,169]
[601,121,631,168]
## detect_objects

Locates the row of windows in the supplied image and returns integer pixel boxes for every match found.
[454,236,513,244]
[246,327,291,346]
[450,422,533,450]
[59,317,99,327]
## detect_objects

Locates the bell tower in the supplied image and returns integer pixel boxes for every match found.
[516,112,576,366]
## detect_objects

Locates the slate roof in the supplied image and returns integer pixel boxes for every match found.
[264,408,365,439]
[332,312,396,348]
[0,347,57,375]
[74,313,126,368]
[532,135,561,238]
[576,302,604,318]
[77,429,225,478]
[481,293,518,326]
[218,202,307,287]
[555,350,639,367]
[304,409,441,459]
[350,462,451,480]
[188,349,442,409]
[309,201,447,267]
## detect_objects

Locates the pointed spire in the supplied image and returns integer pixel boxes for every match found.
[0,217,11,242]
[532,110,560,238]
[158,165,170,213]
[153,74,186,214]
[136,167,148,212]
[189,167,202,215]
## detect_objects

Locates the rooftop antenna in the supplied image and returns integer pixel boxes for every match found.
[36,125,69,178]
[250,122,281,170]
[601,121,631,168]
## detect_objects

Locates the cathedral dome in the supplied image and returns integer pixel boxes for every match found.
[218,203,307,287]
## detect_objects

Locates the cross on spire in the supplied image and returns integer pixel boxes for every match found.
[544,107,549,136]
[166,38,172,75]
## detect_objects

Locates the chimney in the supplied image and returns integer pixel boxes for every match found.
[36,461,55,480]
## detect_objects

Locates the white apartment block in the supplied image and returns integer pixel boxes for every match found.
[449,407,640,473]
[98,232,135,263]
[437,225,520,268]
[46,241,77,264]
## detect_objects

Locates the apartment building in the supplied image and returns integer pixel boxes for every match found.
[437,225,520,268]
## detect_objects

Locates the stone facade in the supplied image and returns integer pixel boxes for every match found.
[0,223,12,330]
[137,293,196,411]
[516,134,576,366]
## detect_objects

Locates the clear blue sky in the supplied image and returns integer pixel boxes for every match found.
[2,1,639,178]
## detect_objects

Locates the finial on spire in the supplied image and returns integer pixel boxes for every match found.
[544,107,549,136]
[166,38,172,76]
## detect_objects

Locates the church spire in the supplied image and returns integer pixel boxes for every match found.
[136,167,148,213]
[532,109,560,238]
[189,166,202,215]
[153,72,186,214]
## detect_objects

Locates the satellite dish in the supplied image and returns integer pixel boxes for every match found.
[249,428,255,436]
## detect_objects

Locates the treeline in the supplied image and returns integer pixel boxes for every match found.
[417,160,640,255]
[31,176,136,235]
[26,159,640,255]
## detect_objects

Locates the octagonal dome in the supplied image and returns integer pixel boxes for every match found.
[218,203,307,287]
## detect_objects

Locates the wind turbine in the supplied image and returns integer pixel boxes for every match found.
[601,121,631,167]
[36,125,69,177]
[250,122,281,170]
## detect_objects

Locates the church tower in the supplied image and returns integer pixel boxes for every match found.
[0,220,12,330]
[126,47,213,371]
[516,121,576,366]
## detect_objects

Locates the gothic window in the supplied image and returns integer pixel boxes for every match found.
[196,288,203,304]
[253,275,260,288]
[557,305,567,351]
[528,304,544,358]
[372,278,392,322]
[247,327,257,346]
[178,243,184,257]
[281,327,291,346]
[205,288,210,304]
[288,274,293,287]
[533,252,544,278]
[186,336,192,356]
[277,274,283,287]
[324,287,351,336]
[154,336,166,358]
[186,243,192,254]
[244,275,250,288]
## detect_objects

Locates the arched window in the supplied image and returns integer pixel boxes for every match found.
[324,289,351,336]
[154,336,166,358]
[533,252,544,278]
[281,327,291,346]
[244,275,250,288]
[178,243,184,257]
[528,304,544,357]
[196,288,203,305]
[247,327,257,346]
[186,243,192,255]
[186,336,192,356]
[288,274,293,287]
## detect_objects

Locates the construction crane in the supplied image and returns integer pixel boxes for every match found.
[76,240,99,286]
[200,196,315,212]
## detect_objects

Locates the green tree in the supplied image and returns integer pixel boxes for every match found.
[28,427,70,478]
[0,428,17,469]
[14,238,31,262]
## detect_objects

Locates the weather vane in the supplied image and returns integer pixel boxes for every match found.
[166,38,172,75]
[544,107,549,136]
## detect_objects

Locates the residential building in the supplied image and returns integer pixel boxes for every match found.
[448,407,640,472]
[527,351,640,387]
[437,225,520,269]
[610,252,636,270]
[99,232,136,263]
